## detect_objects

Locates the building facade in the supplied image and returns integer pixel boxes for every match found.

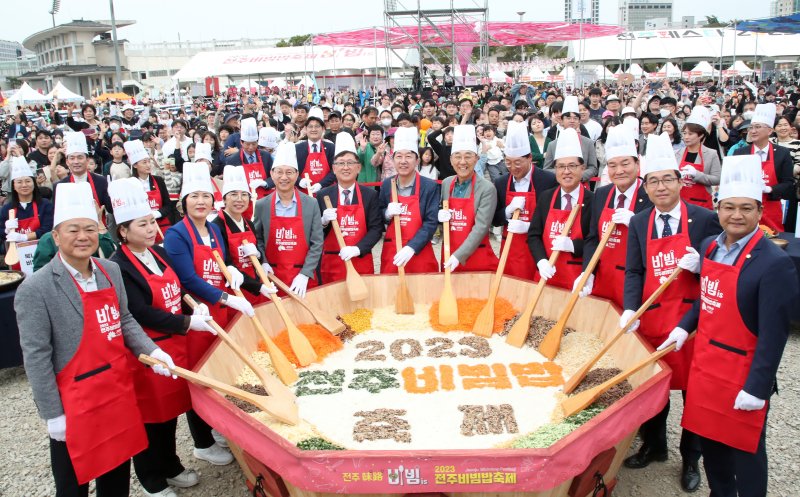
[771,0,800,16]
[564,0,600,24]
[618,0,674,31]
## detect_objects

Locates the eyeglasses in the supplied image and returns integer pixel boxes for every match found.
[226,192,251,200]
[333,161,360,168]
[555,164,581,172]
[749,124,769,131]
[645,177,679,187]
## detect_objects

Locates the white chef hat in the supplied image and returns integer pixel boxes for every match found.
[222,165,250,196]
[121,103,135,112]
[604,124,638,161]
[623,115,640,139]
[65,132,88,156]
[9,156,34,181]
[334,132,358,158]
[240,117,259,142]
[751,103,776,128]
[450,125,477,155]
[53,182,98,227]
[686,106,711,129]
[194,142,213,163]
[273,142,298,170]
[562,95,579,116]
[504,120,531,158]
[108,177,152,224]
[307,107,326,126]
[553,128,583,161]
[258,127,280,149]
[393,127,419,154]
[180,162,214,199]
[123,140,149,166]
[641,133,679,175]
[718,154,763,202]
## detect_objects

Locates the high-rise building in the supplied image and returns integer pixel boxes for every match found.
[0,40,31,61]
[771,0,800,16]
[565,0,600,24]
[618,0,674,30]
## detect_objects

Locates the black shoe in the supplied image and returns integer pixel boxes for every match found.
[623,446,668,469]
[681,462,701,493]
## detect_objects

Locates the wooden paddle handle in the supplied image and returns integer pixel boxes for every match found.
[390,180,406,275]
[183,294,227,336]
[575,221,617,290]
[323,195,348,250]
[547,202,582,265]
[604,331,698,390]
[8,208,15,228]
[211,250,246,299]
[304,173,314,197]
[442,199,452,261]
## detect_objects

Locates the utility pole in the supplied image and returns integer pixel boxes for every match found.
[517,11,526,76]
[109,0,123,93]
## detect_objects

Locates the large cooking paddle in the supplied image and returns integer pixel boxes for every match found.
[562,267,684,394]
[139,354,298,425]
[560,331,696,417]
[438,199,458,325]
[538,221,617,359]
[322,195,368,301]
[262,270,346,335]
[4,209,19,266]
[212,250,316,368]
[390,180,414,314]
[506,205,581,348]
[304,173,315,198]
[472,209,521,337]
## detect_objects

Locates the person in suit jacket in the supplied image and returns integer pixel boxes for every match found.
[253,142,323,298]
[439,125,499,272]
[6,112,29,140]
[676,107,721,210]
[621,133,722,492]
[659,154,799,497]
[15,181,173,497]
[296,108,336,194]
[576,125,653,308]
[53,133,113,216]
[733,103,797,232]
[223,117,275,199]
[543,97,598,182]
[317,133,384,283]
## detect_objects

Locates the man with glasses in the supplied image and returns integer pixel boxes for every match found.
[621,133,721,493]
[543,96,598,181]
[317,133,384,284]
[296,108,336,195]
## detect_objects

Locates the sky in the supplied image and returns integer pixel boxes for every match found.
[9,0,769,46]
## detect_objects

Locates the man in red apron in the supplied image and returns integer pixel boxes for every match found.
[254,142,323,298]
[318,133,384,283]
[380,127,440,274]
[15,181,176,496]
[223,117,275,202]
[439,125,499,272]
[124,139,174,240]
[576,125,651,307]
[492,121,557,281]
[296,107,336,196]
[733,103,796,232]
[528,128,593,290]
[55,132,114,226]
[621,133,722,493]
[678,106,720,210]
[659,154,798,497]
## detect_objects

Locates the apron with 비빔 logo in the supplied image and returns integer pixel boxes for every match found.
[266,190,316,296]
[682,231,767,453]
[542,186,585,290]
[301,142,330,194]
[9,202,40,271]
[122,245,191,424]
[443,177,498,272]
[380,175,439,274]
[754,143,784,232]
[145,176,171,241]
[679,148,713,210]
[638,203,698,390]
[502,175,537,281]
[221,211,268,305]
[321,186,374,283]
[55,258,147,484]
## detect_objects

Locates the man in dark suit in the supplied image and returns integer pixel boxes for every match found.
[660,154,798,497]
[296,108,336,193]
[54,132,113,216]
[621,133,722,493]
[224,117,274,197]
[6,112,29,140]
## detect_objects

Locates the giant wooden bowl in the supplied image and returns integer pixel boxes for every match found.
[191,273,671,496]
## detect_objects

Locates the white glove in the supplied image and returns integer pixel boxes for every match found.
[734,390,766,411]
[5,232,27,243]
[573,272,594,298]
[261,262,273,274]
[507,219,530,234]
[259,283,278,297]
[189,314,216,334]
[47,415,66,442]
[225,266,244,291]
[321,207,337,226]
[678,246,701,273]
[299,177,312,189]
[339,245,360,261]
[611,208,635,227]
[149,348,177,379]
[225,294,255,317]
[309,183,322,194]
[213,201,224,211]
[290,273,310,298]
[537,259,556,281]
[761,181,772,194]
[443,255,460,272]
[192,303,210,316]
[4,217,18,232]
[619,309,640,333]
[657,326,689,351]
[239,242,260,258]
[551,235,575,253]
[681,164,698,179]
[393,245,415,267]
[385,202,403,220]
[505,197,526,219]
[437,209,452,223]
[249,179,267,190]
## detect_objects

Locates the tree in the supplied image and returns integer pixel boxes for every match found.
[5,77,21,89]
[276,35,311,48]
[704,15,729,28]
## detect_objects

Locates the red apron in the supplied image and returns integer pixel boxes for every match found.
[501,175,537,280]
[240,149,270,196]
[220,210,268,306]
[442,176,498,272]
[70,173,101,208]
[380,175,439,274]
[121,245,191,424]
[9,202,40,271]
[145,176,170,242]
[265,190,317,297]
[679,148,714,210]
[542,186,585,290]
[592,183,640,307]
[754,143,784,232]
[638,203,698,390]
[682,231,767,453]
[182,217,225,366]
[321,185,374,283]
[300,142,330,194]
[55,258,147,484]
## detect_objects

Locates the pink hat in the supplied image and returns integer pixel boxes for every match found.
[602,110,615,119]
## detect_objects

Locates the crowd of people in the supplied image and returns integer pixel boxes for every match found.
[5,75,800,497]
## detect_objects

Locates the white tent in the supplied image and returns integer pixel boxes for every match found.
[655,62,683,78]
[520,65,549,82]
[45,81,84,101]
[294,75,315,87]
[489,70,511,83]
[559,65,575,80]
[593,65,615,80]
[627,63,645,77]
[726,60,754,75]
[7,83,49,103]
[268,77,288,88]
[689,61,717,78]
[614,67,623,75]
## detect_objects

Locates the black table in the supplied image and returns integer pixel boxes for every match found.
[777,233,800,323]
[0,287,22,368]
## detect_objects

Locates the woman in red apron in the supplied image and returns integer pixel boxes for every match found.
[126,141,174,242]
[501,175,537,280]
[2,157,53,271]
[678,123,719,210]
[441,175,498,272]
[321,184,375,283]
[540,186,586,290]
[265,188,318,296]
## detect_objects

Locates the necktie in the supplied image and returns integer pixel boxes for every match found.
[564,193,573,210]
[616,194,626,209]
[342,189,351,205]
[247,154,255,164]
[759,150,766,162]
[312,143,318,153]
[660,214,672,238]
